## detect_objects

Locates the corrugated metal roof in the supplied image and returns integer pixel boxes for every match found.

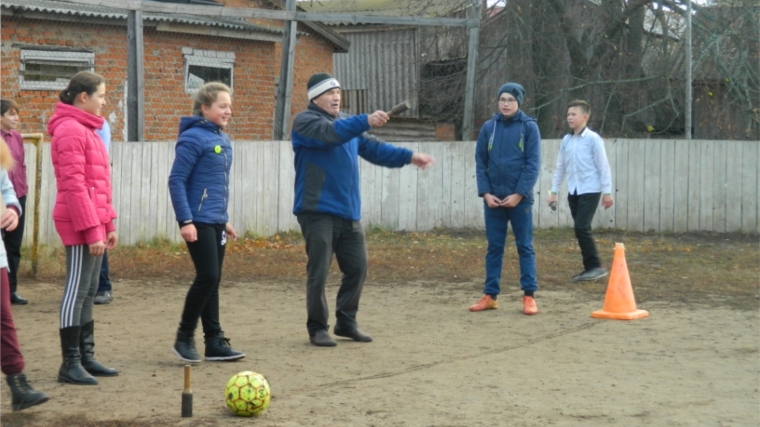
[1,0,284,34]
[297,0,467,18]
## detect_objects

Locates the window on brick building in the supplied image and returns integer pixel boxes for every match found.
[183,48,235,93]
[19,49,95,91]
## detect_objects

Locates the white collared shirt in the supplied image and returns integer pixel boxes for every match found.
[551,127,612,195]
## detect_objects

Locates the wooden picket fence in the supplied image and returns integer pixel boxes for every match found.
[20,138,759,246]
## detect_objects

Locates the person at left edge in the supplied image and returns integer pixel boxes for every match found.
[0,99,29,305]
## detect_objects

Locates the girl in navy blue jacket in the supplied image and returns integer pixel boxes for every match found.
[168,82,244,363]
[470,82,541,315]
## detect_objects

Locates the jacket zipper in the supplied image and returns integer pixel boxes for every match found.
[198,188,208,212]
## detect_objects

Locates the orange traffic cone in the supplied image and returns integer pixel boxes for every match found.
[591,243,649,320]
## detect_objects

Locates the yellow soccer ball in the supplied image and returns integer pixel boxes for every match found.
[224,371,271,416]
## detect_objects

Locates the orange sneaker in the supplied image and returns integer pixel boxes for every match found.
[469,295,498,312]
[523,296,538,315]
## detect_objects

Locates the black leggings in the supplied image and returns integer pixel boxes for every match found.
[178,223,226,337]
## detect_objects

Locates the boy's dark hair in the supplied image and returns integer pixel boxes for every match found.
[1,99,20,116]
[567,100,591,115]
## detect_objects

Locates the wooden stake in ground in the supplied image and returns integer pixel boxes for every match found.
[182,365,192,417]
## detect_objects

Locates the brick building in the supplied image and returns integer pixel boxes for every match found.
[0,0,348,141]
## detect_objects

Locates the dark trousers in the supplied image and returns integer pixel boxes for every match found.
[297,213,367,336]
[0,268,24,375]
[179,223,226,337]
[97,250,111,292]
[2,196,26,294]
[567,192,602,271]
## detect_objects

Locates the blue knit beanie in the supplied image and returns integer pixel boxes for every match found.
[497,82,525,107]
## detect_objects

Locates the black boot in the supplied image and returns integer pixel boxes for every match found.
[80,320,118,377]
[173,329,201,363]
[204,331,245,361]
[6,373,49,411]
[58,326,98,385]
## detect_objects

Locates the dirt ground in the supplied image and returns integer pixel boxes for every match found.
[1,276,758,426]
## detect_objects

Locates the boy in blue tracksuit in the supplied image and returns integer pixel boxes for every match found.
[292,73,435,347]
[470,82,541,315]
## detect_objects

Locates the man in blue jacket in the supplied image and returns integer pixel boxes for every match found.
[292,73,435,347]
[470,82,541,315]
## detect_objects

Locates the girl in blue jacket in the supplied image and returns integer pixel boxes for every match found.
[168,82,244,363]
[470,82,541,315]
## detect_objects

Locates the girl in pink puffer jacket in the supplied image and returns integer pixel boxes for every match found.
[47,71,119,386]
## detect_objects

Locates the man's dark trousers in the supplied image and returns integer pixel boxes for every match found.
[567,191,602,271]
[297,213,367,337]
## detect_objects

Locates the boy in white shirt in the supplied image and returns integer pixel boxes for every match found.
[547,100,613,282]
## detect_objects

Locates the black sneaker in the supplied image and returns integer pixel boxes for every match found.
[10,293,28,305]
[173,330,201,363]
[573,268,608,282]
[205,334,245,361]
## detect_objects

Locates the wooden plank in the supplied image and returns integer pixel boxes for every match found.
[364,151,376,228]
[643,140,661,232]
[461,0,481,143]
[724,141,743,232]
[21,144,36,247]
[686,140,701,232]
[253,142,266,235]
[277,141,295,232]
[672,140,690,232]
[131,143,146,244]
[40,144,56,245]
[591,138,612,229]
[614,139,629,230]
[115,143,131,244]
[266,141,280,235]
[154,142,168,240]
[449,141,466,229]
[538,138,559,229]
[712,140,728,232]
[166,143,180,243]
[658,139,675,232]
[272,0,298,140]
[415,142,434,231]
[380,158,400,229]
[109,142,122,240]
[241,141,257,236]
[599,137,616,229]
[740,141,758,233]
[463,141,483,229]
[428,142,451,228]
[699,141,714,231]
[554,137,573,229]
[145,142,158,240]
[397,142,418,231]
[627,140,646,231]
